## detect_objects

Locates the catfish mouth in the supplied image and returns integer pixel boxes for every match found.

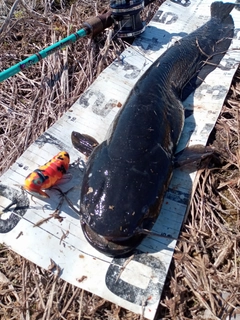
[81,222,145,257]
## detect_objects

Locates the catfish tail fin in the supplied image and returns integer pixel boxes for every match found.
[211,1,235,20]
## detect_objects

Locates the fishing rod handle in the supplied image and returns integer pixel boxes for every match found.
[83,11,113,37]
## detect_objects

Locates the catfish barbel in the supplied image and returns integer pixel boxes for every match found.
[72,1,235,256]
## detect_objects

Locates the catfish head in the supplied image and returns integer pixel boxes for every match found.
[79,138,173,257]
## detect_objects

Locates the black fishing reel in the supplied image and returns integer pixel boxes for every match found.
[83,0,156,39]
[110,0,145,38]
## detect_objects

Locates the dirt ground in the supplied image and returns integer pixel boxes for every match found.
[0,0,240,319]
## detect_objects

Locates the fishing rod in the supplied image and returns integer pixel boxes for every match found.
[0,0,156,82]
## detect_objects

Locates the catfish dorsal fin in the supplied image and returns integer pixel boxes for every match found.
[211,1,235,21]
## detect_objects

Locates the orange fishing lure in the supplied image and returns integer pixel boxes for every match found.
[23,151,70,198]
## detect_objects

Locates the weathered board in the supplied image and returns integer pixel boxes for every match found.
[0,1,240,318]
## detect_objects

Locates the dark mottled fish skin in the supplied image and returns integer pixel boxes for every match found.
[75,2,235,256]
[71,131,99,156]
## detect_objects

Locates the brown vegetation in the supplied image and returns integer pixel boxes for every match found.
[0,1,240,319]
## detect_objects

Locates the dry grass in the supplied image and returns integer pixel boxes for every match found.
[1,0,240,319]
[0,0,124,174]
[0,0,159,174]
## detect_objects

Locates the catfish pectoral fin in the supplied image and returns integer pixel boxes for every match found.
[71,131,99,156]
[174,144,215,168]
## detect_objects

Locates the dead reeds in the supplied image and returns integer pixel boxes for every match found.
[0,0,127,174]
[0,0,240,319]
